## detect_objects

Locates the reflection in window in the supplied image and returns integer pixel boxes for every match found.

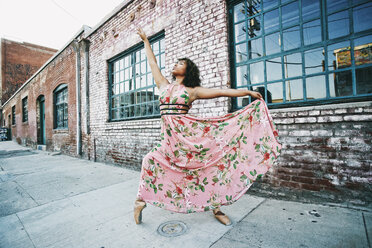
[302,0,320,21]
[236,42,247,63]
[263,0,278,10]
[267,82,283,103]
[329,70,353,97]
[234,3,245,22]
[306,75,327,99]
[286,79,304,101]
[235,22,247,43]
[248,38,263,58]
[354,35,372,66]
[248,17,262,37]
[303,19,322,45]
[229,0,371,109]
[282,1,299,28]
[265,32,281,55]
[284,53,302,78]
[356,67,372,95]
[327,41,351,70]
[249,61,264,84]
[283,26,301,51]
[328,11,349,39]
[264,9,279,33]
[266,57,282,81]
[353,2,372,33]
[236,65,248,87]
[305,47,325,74]
[327,0,348,13]
[109,34,164,120]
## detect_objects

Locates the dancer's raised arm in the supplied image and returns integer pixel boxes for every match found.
[137,27,169,89]
[194,86,263,100]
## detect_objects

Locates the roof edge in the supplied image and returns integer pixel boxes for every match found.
[1,25,91,108]
[84,0,134,38]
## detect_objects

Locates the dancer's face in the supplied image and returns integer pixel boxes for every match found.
[172,60,187,77]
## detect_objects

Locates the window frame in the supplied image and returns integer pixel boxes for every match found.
[53,84,68,129]
[11,105,16,125]
[108,31,165,122]
[228,0,372,111]
[22,96,28,123]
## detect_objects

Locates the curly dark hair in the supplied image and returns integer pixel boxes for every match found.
[172,57,201,88]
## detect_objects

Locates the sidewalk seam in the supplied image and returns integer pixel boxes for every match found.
[16,213,37,248]
[208,197,268,248]
[362,212,371,248]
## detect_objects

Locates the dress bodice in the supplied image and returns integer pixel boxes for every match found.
[159,83,192,115]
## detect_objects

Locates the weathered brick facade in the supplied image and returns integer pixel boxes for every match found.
[2,30,85,155]
[249,101,372,207]
[2,0,371,209]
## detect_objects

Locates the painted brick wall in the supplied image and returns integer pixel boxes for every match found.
[249,101,372,208]
[0,38,57,104]
[82,0,371,208]
[84,0,230,167]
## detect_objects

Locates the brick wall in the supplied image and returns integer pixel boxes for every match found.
[2,43,78,155]
[82,0,371,208]
[249,101,372,208]
[83,0,230,165]
[0,38,57,104]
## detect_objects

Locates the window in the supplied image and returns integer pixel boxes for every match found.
[229,0,372,110]
[108,32,165,121]
[22,96,28,122]
[12,105,15,125]
[53,84,68,129]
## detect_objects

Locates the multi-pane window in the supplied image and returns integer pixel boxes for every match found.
[229,0,372,109]
[53,84,68,129]
[109,32,165,120]
[12,105,15,125]
[22,97,28,122]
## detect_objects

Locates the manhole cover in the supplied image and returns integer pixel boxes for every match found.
[157,221,188,237]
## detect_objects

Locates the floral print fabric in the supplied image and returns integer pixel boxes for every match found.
[136,83,282,213]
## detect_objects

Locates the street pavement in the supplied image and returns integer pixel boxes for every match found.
[0,141,371,248]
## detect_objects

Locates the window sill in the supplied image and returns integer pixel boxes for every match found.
[53,128,68,134]
[22,121,28,126]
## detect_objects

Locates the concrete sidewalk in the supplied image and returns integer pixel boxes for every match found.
[0,141,370,248]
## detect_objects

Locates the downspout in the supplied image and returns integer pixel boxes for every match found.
[73,40,82,156]
[82,39,90,134]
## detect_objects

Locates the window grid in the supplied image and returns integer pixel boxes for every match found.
[229,0,372,110]
[22,97,28,122]
[54,86,68,129]
[109,33,165,121]
[12,105,15,125]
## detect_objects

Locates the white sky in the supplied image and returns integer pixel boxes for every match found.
[0,0,123,50]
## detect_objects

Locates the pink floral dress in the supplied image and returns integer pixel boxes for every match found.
[136,83,282,213]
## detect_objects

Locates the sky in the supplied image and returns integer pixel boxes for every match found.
[0,0,124,50]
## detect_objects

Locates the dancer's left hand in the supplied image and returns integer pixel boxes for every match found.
[250,91,263,100]
[137,27,148,41]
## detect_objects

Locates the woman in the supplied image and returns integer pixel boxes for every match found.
[134,27,282,225]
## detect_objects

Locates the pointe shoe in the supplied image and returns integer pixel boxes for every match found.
[213,208,232,226]
[134,199,147,224]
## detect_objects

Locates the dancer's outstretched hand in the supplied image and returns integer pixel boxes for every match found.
[137,27,148,41]
[250,91,263,100]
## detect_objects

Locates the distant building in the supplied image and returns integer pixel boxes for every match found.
[0,38,57,126]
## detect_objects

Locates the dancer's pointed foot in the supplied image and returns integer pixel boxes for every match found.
[134,199,147,224]
[213,207,232,226]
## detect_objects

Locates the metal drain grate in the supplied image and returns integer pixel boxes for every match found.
[157,221,188,237]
